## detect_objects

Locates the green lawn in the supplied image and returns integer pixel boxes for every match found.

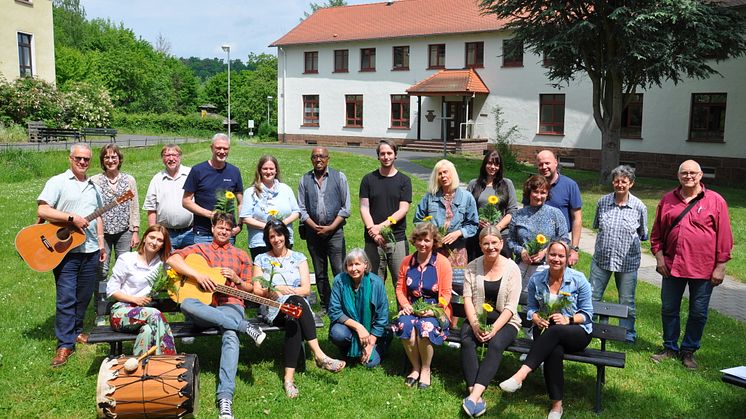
[418,155,746,284]
[0,145,744,418]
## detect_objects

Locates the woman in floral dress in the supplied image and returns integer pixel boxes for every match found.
[395,222,453,390]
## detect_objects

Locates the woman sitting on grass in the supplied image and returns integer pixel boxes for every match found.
[394,222,452,390]
[106,224,176,355]
[460,226,522,417]
[328,248,390,368]
[252,220,345,398]
[498,240,593,419]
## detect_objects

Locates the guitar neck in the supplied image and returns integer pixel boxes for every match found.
[84,189,133,223]
[214,284,284,309]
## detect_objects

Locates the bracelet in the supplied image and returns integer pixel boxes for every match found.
[568,315,575,325]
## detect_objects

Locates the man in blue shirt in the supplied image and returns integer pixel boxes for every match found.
[524,150,582,266]
[182,133,243,244]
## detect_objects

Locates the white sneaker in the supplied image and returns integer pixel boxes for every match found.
[216,398,233,419]
[548,409,563,419]
[499,377,522,393]
[519,353,528,362]
[245,323,266,347]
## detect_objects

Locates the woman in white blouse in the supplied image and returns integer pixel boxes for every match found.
[106,224,176,355]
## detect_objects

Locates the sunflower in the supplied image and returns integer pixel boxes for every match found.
[422,215,433,222]
[225,191,236,200]
[559,291,571,297]
[536,234,548,245]
[438,296,448,307]
[482,303,494,313]
[387,216,397,225]
[268,209,279,217]
[487,195,499,205]
[269,261,281,267]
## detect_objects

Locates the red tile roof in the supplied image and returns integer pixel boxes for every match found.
[271,0,507,47]
[406,69,489,95]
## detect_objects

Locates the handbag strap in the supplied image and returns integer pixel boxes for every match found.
[664,191,704,248]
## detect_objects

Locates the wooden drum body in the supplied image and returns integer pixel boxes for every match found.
[96,354,199,418]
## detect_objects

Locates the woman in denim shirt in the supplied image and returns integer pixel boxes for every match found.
[414,159,479,270]
[499,240,593,419]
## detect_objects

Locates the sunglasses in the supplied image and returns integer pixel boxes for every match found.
[71,156,91,163]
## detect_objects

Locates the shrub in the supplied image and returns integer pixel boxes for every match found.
[0,77,63,126]
[257,120,277,141]
[60,81,114,128]
[112,112,224,135]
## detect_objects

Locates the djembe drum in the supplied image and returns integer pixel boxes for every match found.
[96,354,199,418]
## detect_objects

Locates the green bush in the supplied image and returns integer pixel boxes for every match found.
[257,120,277,141]
[0,122,29,143]
[60,81,114,128]
[0,77,63,125]
[112,112,224,135]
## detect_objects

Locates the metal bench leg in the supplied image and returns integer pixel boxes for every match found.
[595,365,605,413]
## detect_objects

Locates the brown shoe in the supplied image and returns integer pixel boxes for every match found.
[680,351,699,369]
[76,333,89,344]
[650,348,678,363]
[51,348,74,367]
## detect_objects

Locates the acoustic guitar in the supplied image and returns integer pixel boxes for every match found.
[15,189,135,272]
[168,254,303,319]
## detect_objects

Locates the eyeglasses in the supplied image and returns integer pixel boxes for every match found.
[104,156,119,161]
[71,156,91,163]
[311,154,329,160]
[679,171,701,178]
[163,153,180,158]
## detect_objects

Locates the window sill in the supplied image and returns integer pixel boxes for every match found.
[303,70,319,74]
[621,136,643,140]
[301,123,319,127]
[427,66,445,70]
[333,70,349,73]
[359,68,376,72]
[501,63,524,68]
[343,125,363,129]
[537,132,565,137]
[687,138,725,144]
[389,126,410,130]
[392,67,410,71]
[465,65,484,69]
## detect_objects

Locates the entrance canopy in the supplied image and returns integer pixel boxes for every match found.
[406,69,490,96]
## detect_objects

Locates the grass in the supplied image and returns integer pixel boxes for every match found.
[0,145,745,418]
[418,155,746,283]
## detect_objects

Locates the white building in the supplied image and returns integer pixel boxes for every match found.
[271,0,746,183]
[0,0,56,83]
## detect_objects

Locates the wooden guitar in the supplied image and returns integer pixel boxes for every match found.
[168,254,303,319]
[15,189,135,272]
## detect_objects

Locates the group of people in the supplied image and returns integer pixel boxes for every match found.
[36,134,733,419]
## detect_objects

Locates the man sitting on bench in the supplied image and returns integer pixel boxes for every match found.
[166,212,264,419]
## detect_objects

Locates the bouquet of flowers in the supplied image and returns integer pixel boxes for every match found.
[145,265,179,299]
[411,296,449,323]
[214,190,237,222]
[380,216,397,245]
[421,215,448,237]
[267,208,287,222]
[478,195,502,224]
[539,291,573,323]
[523,233,548,255]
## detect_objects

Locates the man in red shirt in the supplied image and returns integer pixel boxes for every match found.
[649,160,733,370]
[167,212,265,419]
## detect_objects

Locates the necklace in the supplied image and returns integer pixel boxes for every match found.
[106,173,120,185]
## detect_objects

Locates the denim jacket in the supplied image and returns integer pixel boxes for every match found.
[414,187,479,240]
[526,267,594,334]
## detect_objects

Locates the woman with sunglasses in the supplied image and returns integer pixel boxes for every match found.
[252,220,345,398]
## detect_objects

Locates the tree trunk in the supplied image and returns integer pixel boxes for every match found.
[600,127,621,183]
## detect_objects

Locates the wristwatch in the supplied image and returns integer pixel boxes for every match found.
[569,245,580,252]
[68,215,74,223]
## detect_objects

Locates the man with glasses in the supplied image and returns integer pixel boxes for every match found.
[650,160,733,369]
[143,144,194,248]
[297,146,351,314]
[37,143,106,367]
[183,133,243,244]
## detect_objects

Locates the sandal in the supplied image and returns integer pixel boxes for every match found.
[284,380,299,398]
[315,356,346,373]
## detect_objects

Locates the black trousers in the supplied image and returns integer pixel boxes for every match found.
[272,295,317,368]
[460,322,518,388]
[524,324,592,400]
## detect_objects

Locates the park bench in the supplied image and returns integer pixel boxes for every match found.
[396,290,628,413]
[37,127,81,142]
[27,121,45,142]
[86,280,324,361]
[81,127,117,142]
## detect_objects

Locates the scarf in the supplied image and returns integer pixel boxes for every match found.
[340,272,372,357]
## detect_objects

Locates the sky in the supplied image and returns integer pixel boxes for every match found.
[79,0,371,61]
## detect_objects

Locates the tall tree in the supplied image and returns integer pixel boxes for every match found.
[303,0,347,20]
[480,0,746,181]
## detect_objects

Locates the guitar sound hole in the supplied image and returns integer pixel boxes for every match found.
[56,227,71,242]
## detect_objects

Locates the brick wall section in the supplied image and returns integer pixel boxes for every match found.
[283,135,743,185]
[512,145,746,186]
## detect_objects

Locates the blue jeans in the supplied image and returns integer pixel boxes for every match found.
[180,299,248,400]
[168,227,194,249]
[306,227,345,310]
[328,322,387,368]
[53,251,100,349]
[590,261,638,342]
[661,276,714,353]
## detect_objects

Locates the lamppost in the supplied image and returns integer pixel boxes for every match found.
[221,44,231,139]
[266,96,273,130]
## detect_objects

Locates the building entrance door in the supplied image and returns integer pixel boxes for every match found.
[445,101,463,140]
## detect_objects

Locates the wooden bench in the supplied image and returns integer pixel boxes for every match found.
[86,281,324,358]
[81,127,117,142]
[27,121,46,142]
[37,127,81,142]
[395,291,628,413]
